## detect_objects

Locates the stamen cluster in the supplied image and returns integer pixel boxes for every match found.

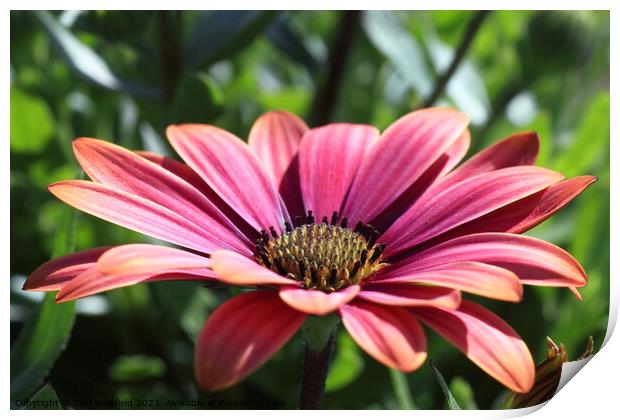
[255,211,387,292]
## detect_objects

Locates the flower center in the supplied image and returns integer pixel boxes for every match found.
[255,211,387,292]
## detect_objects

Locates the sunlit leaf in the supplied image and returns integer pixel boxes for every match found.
[362,11,433,97]
[426,36,490,125]
[34,11,159,99]
[10,86,54,153]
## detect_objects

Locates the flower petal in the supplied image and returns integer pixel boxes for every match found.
[342,108,469,224]
[210,250,299,286]
[248,110,308,217]
[436,128,472,179]
[97,244,211,275]
[357,285,461,309]
[391,233,586,288]
[299,124,378,221]
[167,124,289,232]
[56,265,214,303]
[340,301,427,371]
[370,129,471,231]
[425,131,540,199]
[23,247,112,292]
[49,180,232,254]
[138,150,258,240]
[382,166,564,256]
[137,150,210,193]
[413,300,535,393]
[279,285,360,315]
[195,290,306,391]
[74,138,252,253]
[506,176,598,233]
[421,176,598,243]
[373,262,522,302]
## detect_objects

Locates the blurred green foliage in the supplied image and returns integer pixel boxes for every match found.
[10,10,609,409]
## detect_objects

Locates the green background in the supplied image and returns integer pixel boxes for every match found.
[10,10,610,409]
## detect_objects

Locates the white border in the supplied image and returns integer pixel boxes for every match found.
[5,2,617,417]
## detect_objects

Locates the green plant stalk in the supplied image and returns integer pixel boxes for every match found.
[299,314,340,409]
[389,369,417,409]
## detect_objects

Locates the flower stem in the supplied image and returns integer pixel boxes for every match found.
[299,314,340,409]
[389,369,417,409]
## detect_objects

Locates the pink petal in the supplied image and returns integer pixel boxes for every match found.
[278,285,360,315]
[382,166,564,256]
[167,124,289,233]
[391,233,586,288]
[210,250,299,286]
[56,265,214,303]
[340,301,427,371]
[369,129,470,231]
[138,150,258,240]
[299,124,378,220]
[506,176,598,233]
[134,151,211,198]
[421,176,598,244]
[413,300,535,393]
[436,128,471,179]
[49,180,236,254]
[373,262,522,302]
[23,247,112,292]
[73,138,252,253]
[341,108,469,224]
[357,285,461,309]
[424,131,540,199]
[97,244,211,275]
[248,110,308,217]
[195,290,305,391]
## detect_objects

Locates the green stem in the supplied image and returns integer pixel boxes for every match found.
[421,10,491,108]
[389,369,417,409]
[308,10,361,126]
[299,315,340,409]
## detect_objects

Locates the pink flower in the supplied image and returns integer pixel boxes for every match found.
[24,108,594,394]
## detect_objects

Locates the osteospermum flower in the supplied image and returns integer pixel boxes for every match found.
[24,108,594,394]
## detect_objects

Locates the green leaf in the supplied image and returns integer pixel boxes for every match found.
[184,11,278,69]
[25,384,62,410]
[10,207,77,406]
[34,11,159,99]
[109,355,166,381]
[171,72,224,123]
[524,111,552,167]
[430,361,461,409]
[362,11,433,98]
[552,92,609,177]
[258,88,311,116]
[267,16,319,72]
[10,295,75,406]
[10,86,54,153]
[325,333,364,392]
[449,377,477,409]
